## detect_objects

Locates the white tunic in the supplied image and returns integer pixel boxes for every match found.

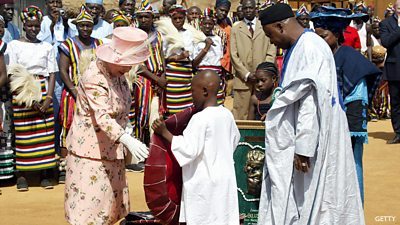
[5,40,59,76]
[193,35,223,67]
[171,106,240,225]
[258,32,365,225]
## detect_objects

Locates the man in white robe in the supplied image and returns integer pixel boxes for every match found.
[257,4,365,225]
[152,70,240,225]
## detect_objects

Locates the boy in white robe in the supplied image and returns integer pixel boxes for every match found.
[152,70,240,225]
[257,4,365,225]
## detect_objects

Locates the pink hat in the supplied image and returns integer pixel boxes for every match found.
[96,27,150,66]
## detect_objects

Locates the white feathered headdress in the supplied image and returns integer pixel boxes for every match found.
[8,64,42,108]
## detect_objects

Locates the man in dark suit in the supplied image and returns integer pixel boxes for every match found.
[380,0,400,144]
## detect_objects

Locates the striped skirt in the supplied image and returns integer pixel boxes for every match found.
[133,76,153,141]
[166,62,193,115]
[13,76,56,171]
[198,65,225,105]
[59,88,76,148]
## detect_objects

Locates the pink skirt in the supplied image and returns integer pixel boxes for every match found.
[64,153,130,225]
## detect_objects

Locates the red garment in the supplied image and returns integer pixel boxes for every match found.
[343,26,362,49]
[144,107,196,225]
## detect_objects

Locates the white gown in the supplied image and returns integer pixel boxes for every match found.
[257,32,365,225]
[171,106,240,225]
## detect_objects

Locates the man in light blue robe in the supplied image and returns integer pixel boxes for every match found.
[0,2,20,43]
[257,4,365,225]
[68,0,113,39]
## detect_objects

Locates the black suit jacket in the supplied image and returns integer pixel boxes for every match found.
[380,15,400,81]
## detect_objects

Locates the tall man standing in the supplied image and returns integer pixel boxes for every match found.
[257,4,364,224]
[68,0,112,39]
[0,0,19,43]
[231,0,276,120]
[380,0,400,144]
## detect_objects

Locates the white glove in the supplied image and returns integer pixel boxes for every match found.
[119,133,149,162]
[125,122,134,136]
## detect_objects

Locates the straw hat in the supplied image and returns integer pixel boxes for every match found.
[96,27,150,66]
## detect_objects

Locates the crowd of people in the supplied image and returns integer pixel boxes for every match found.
[0,0,399,224]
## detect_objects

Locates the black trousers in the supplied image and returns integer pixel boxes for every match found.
[388,80,400,134]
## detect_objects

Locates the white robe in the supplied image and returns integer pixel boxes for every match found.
[171,106,240,225]
[258,32,365,225]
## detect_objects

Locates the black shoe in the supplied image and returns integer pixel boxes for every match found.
[40,179,54,189]
[387,134,400,144]
[126,162,145,173]
[58,171,66,184]
[16,177,29,192]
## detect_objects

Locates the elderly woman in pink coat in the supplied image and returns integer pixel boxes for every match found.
[64,27,150,225]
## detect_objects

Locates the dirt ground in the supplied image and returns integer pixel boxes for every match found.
[1,113,399,224]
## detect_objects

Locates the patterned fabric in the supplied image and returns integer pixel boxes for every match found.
[137,0,153,14]
[198,65,225,105]
[165,62,193,115]
[58,37,102,147]
[203,8,215,18]
[132,31,165,140]
[133,77,152,140]
[0,41,10,102]
[370,80,391,119]
[112,10,131,26]
[296,4,309,16]
[0,37,14,178]
[73,5,94,24]
[66,61,131,161]
[20,5,43,24]
[216,23,231,73]
[385,3,395,17]
[65,152,129,225]
[169,5,186,16]
[0,131,14,180]
[13,76,56,171]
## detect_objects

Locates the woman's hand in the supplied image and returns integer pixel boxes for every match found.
[39,97,52,114]
[156,73,167,90]
[32,101,42,113]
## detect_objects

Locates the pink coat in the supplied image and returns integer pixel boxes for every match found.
[66,61,131,161]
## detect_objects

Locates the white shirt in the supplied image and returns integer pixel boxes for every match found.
[193,35,223,66]
[244,17,257,32]
[37,15,66,46]
[171,106,240,225]
[163,28,194,59]
[68,18,113,39]
[5,41,59,76]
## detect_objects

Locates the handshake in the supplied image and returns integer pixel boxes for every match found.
[119,123,149,162]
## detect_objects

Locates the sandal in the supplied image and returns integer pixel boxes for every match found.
[16,177,29,192]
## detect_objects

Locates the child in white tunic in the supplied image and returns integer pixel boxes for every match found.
[152,70,240,225]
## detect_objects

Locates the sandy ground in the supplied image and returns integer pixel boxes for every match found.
[1,104,399,224]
